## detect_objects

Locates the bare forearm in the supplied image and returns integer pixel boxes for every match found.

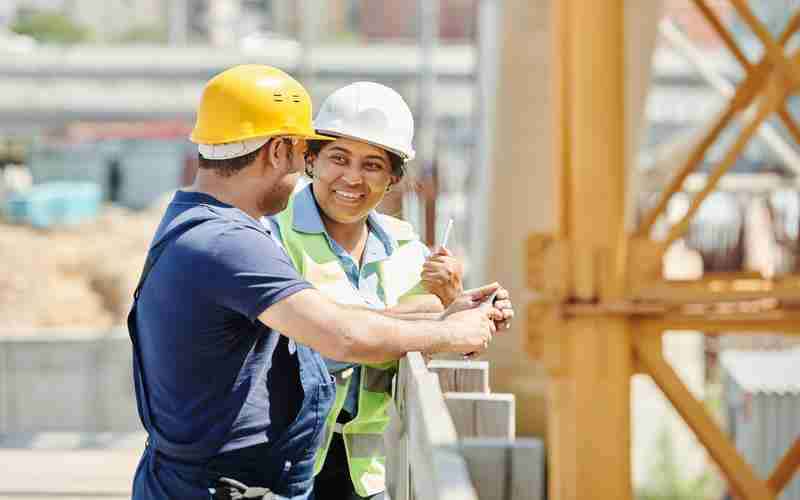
[334,306,450,364]
[340,295,442,321]
[259,289,486,366]
[380,310,441,321]
[389,294,444,314]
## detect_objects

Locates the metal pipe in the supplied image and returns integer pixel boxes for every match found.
[410,0,441,240]
[298,0,321,89]
[168,0,188,47]
[468,0,501,287]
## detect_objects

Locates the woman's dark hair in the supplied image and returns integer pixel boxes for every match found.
[306,139,405,179]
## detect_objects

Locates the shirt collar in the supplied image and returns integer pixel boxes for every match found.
[292,184,328,234]
[292,184,396,258]
[173,190,271,233]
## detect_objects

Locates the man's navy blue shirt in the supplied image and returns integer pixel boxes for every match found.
[135,190,313,453]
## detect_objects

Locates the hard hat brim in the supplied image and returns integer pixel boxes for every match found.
[303,132,337,141]
[314,129,413,161]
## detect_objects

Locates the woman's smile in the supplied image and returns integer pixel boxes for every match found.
[332,189,367,204]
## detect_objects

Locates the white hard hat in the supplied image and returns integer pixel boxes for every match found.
[198,137,270,160]
[313,82,416,162]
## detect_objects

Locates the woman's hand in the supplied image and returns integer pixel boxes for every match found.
[421,247,464,307]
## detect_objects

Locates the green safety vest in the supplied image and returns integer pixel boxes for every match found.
[274,195,429,497]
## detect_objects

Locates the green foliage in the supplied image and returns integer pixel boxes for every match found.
[10,9,91,45]
[114,24,167,44]
[328,30,362,44]
[636,426,715,500]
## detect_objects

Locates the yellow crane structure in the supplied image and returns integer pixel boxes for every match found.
[484,1,800,499]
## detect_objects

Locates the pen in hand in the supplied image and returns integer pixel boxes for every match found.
[440,218,454,250]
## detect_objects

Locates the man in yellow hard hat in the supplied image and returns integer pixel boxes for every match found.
[129,65,511,499]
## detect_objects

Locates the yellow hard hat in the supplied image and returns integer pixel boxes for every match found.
[190,65,334,150]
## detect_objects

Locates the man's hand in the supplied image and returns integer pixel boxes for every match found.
[442,282,515,329]
[421,247,464,307]
[439,301,497,355]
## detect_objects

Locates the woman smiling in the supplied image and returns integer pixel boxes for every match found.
[267,82,465,500]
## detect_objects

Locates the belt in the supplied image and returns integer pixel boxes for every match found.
[211,477,274,499]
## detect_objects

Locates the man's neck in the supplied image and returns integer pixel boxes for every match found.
[190,175,262,220]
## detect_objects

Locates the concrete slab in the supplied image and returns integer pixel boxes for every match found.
[0,431,146,450]
[0,449,139,498]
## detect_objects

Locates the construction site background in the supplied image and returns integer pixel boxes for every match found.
[2,1,800,499]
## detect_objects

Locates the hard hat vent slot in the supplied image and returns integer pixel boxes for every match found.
[273,92,284,103]
[291,94,301,103]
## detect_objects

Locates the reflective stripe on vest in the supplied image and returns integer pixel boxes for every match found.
[344,433,385,458]
[274,194,427,497]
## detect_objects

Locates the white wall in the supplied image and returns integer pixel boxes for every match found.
[0,328,139,433]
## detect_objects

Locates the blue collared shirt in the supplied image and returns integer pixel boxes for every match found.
[266,185,398,415]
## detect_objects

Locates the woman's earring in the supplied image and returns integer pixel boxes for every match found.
[305,164,314,178]
[385,185,392,193]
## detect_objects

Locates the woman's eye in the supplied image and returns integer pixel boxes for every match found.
[364,162,383,171]
[331,155,346,164]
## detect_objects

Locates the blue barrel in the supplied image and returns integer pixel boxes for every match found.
[4,182,102,228]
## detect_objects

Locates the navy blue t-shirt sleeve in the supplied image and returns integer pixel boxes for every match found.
[206,224,313,322]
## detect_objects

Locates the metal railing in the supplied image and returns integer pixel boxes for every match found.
[385,352,544,500]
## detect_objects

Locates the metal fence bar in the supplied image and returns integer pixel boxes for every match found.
[634,333,773,500]
[388,353,544,499]
[400,353,479,500]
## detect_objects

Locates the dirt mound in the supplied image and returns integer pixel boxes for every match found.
[0,203,164,332]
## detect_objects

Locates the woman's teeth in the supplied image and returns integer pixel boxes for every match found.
[335,191,363,200]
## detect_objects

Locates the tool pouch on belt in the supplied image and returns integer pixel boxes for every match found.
[211,477,274,500]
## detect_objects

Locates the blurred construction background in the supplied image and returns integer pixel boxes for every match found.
[0,1,799,499]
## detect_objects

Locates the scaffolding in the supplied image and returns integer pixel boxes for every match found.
[519,1,800,498]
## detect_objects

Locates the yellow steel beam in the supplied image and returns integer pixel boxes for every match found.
[768,437,800,494]
[729,0,800,88]
[553,0,571,243]
[536,3,800,499]
[631,274,800,304]
[692,2,800,146]
[634,332,775,500]
[637,52,769,237]
[562,0,628,300]
[665,78,788,246]
[637,10,800,238]
[692,0,752,71]
[637,101,734,237]
[771,13,800,143]
[779,106,800,147]
[636,310,800,334]
[548,1,632,499]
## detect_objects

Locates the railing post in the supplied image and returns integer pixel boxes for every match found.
[444,393,515,439]
[388,353,546,499]
[460,438,545,500]
[428,359,490,393]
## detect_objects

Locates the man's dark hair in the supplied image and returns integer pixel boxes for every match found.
[198,138,293,177]
[306,140,405,179]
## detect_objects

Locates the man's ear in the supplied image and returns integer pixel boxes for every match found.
[304,153,317,178]
[264,138,284,168]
